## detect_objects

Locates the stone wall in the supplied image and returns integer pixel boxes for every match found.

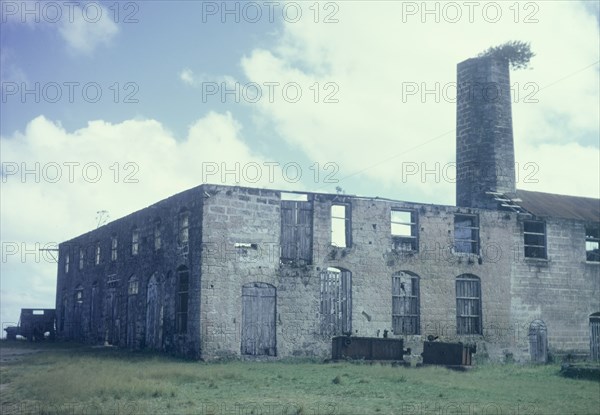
[56,185,205,359]
[56,182,599,362]
[510,216,600,361]
[199,185,519,360]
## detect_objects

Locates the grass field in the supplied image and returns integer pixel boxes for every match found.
[1,341,599,415]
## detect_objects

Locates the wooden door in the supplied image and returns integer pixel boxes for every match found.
[105,287,120,345]
[528,320,548,363]
[241,283,276,356]
[590,313,600,360]
[319,268,352,336]
[146,274,160,349]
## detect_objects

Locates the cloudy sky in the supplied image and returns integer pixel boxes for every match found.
[1,1,599,329]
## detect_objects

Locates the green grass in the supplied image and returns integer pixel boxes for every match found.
[1,342,599,415]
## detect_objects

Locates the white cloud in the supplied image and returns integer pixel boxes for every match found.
[57,4,118,55]
[178,68,237,90]
[0,112,302,327]
[239,1,599,201]
[179,68,195,85]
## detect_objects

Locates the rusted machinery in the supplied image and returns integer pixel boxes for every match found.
[421,341,476,366]
[332,336,411,361]
[4,309,56,341]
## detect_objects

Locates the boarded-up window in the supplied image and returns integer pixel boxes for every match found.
[524,221,546,259]
[176,267,189,334]
[392,271,420,335]
[331,204,351,248]
[241,282,277,356]
[456,274,482,335]
[111,235,118,261]
[591,313,600,360]
[528,320,548,363]
[391,209,418,251]
[585,226,599,262]
[454,214,479,254]
[131,228,139,256]
[319,267,352,336]
[281,200,313,263]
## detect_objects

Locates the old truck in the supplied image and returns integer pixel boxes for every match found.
[4,309,56,341]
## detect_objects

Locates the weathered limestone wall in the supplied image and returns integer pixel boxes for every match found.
[200,185,517,361]
[56,186,204,359]
[56,182,599,362]
[510,217,600,361]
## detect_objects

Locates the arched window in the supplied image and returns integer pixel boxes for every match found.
[392,271,420,335]
[176,266,189,334]
[319,267,352,336]
[64,251,70,273]
[456,274,482,335]
[128,275,139,295]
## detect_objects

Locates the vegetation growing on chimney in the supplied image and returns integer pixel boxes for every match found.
[478,41,535,70]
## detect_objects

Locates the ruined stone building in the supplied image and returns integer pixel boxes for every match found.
[55,56,600,361]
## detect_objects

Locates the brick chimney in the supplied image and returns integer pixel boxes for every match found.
[456,56,516,209]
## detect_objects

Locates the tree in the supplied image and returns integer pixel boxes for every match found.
[478,41,535,70]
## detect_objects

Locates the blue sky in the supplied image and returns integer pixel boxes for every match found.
[1,1,599,329]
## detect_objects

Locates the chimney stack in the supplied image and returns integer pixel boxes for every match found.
[456,56,516,209]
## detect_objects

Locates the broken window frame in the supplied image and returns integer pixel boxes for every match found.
[454,214,479,255]
[391,208,418,252]
[319,267,352,336]
[128,275,139,295]
[176,266,189,334]
[154,220,162,251]
[523,220,547,259]
[585,225,600,262]
[131,227,139,256]
[330,203,352,248]
[95,243,101,265]
[280,199,313,263]
[392,271,420,335]
[179,211,190,248]
[111,235,118,261]
[456,274,482,335]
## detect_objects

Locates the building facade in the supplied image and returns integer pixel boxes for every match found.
[55,56,600,361]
